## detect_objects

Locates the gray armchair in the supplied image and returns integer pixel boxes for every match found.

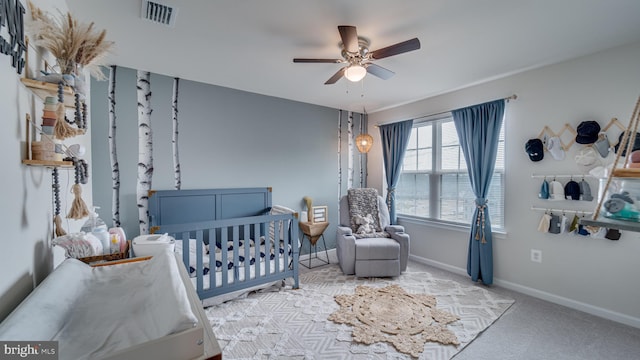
[336,195,410,277]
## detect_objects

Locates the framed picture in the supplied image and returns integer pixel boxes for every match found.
[312,206,328,223]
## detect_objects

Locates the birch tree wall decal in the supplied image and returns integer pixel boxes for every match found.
[337,109,342,203]
[108,65,120,227]
[136,70,153,235]
[337,110,343,221]
[347,111,354,189]
[359,113,365,188]
[172,77,181,190]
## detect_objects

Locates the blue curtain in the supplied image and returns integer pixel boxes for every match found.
[452,99,505,285]
[379,119,413,224]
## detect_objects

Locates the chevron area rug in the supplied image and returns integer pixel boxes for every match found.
[205,264,514,359]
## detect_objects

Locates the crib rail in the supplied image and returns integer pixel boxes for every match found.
[156,213,299,300]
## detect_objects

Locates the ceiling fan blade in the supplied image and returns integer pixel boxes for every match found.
[293,58,342,63]
[365,63,395,80]
[325,67,346,85]
[338,25,359,53]
[369,38,421,60]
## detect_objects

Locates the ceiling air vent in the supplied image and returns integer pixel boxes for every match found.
[141,1,177,27]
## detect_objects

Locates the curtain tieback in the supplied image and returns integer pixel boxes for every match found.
[475,199,488,244]
[386,187,395,208]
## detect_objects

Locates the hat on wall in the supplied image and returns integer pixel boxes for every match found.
[575,147,599,172]
[525,138,544,161]
[564,180,580,200]
[548,214,562,234]
[630,150,640,163]
[537,213,551,232]
[579,180,593,201]
[539,179,550,199]
[593,133,610,158]
[614,131,640,156]
[569,214,580,232]
[605,228,621,240]
[549,180,565,201]
[547,136,565,160]
[576,121,601,144]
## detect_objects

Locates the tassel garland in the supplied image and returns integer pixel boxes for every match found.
[66,158,90,220]
[52,168,66,236]
[54,83,83,139]
[67,183,89,219]
[54,214,66,236]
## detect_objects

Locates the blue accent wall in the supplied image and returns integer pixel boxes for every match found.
[90,67,363,251]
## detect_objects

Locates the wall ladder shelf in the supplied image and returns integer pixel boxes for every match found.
[579,95,640,232]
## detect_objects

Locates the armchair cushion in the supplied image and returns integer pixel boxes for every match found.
[347,188,383,232]
[347,188,390,239]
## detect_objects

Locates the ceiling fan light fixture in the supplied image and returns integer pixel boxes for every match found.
[345,64,366,82]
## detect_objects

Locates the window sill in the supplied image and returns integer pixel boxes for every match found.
[396,215,507,239]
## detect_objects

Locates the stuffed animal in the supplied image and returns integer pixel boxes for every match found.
[353,214,376,235]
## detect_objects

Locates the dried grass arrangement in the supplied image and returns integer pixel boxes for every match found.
[26,1,114,80]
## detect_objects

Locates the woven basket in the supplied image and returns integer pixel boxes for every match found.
[78,240,131,264]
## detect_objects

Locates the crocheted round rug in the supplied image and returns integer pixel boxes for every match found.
[328,284,460,358]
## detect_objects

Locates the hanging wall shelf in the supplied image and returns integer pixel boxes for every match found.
[22,159,73,167]
[20,78,75,108]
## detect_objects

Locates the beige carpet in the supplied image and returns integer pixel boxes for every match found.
[205,264,514,359]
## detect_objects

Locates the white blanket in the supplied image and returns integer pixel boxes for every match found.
[0,249,198,360]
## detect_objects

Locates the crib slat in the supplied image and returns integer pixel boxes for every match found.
[282,219,289,271]
[264,219,270,276]
[196,230,204,293]
[243,224,250,282]
[181,231,189,275]
[221,229,228,287]
[208,228,215,290]
[274,220,281,274]
[232,225,240,283]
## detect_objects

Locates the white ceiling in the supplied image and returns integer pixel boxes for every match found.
[65,0,640,113]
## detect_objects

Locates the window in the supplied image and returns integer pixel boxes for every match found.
[396,115,505,230]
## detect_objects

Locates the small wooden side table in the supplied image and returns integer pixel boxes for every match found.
[299,221,330,269]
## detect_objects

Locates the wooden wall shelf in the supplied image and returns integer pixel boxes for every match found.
[20,78,75,108]
[22,159,73,167]
[611,168,640,178]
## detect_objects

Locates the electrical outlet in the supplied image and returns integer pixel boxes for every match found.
[531,249,542,263]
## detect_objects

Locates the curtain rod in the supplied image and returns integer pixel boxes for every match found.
[374,94,517,127]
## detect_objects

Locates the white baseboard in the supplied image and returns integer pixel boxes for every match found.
[409,254,640,329]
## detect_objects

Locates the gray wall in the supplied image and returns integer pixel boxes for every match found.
[90,67,366,253]
[368,41,640,327]
[0,0,94,321]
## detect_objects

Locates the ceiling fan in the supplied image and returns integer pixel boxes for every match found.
[293,25,421,85]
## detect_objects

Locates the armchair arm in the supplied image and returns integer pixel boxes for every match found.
[337,226,353,236]
[385,225,405,235]
[336,226,357,275]
[385,225,410,272]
